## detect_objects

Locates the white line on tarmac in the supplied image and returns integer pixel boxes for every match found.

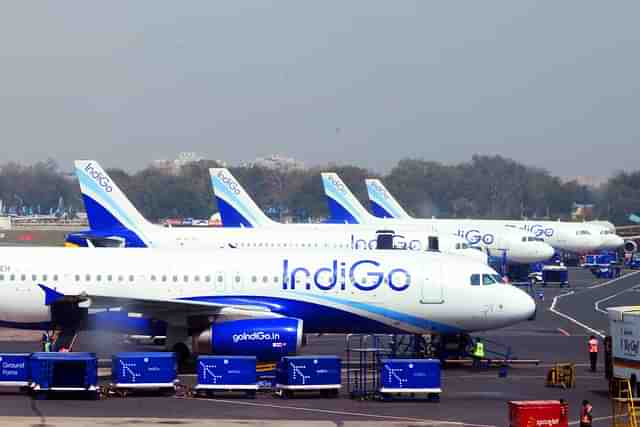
[594,282,640,314]
[175,396,496,427]
[549,290,605,338]
[569,415,614,426]
[588,271,640,290]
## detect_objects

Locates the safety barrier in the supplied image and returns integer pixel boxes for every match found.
[545,363,575,389]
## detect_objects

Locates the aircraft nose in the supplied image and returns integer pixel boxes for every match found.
[507,286,537,324]
[540,243,555,261]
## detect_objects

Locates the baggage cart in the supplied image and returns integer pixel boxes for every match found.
[275,356,341,398]
[112,352,177,394]
[30,352,98,399]
[0,353,30,388]
[542,266,569,287]
[379,358,441,401]
[194,356,258,397]
[508,400,569,427]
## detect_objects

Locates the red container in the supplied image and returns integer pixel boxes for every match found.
[509,400,569,427]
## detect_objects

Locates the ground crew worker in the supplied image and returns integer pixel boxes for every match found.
[588,335,598,372]
[472,339,485,368]
[580,400,593,427]
[41,333,49,352]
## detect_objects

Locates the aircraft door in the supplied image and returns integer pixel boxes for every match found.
[420,264,444,304]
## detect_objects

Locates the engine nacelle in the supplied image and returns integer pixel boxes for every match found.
[193,317,303,362]
[625,240,638,253]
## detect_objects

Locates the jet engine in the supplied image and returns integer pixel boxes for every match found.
[193,317,303,362]
[625,240,638,253]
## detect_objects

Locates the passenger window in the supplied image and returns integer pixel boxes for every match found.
[172,276,178,283]
[53,275,58,282]
[205,275,211,283]
[20,274,26,282]
[129,275,134,282]
[0,274,4,281]
[235,275,241,283]
[161,275,167,282]
[10,274,15,281]
[32,274,37,281]
[107,275,113,282]
[470,274,480,286]
[273,276,279,283]
[85,274,91,282]
[151,275,156,282]
[217,275,223,283]
[75,274,80,282]
[263,276,268,284]
[96,275,102,282]
[183,275,189,283]
[194,275,200,282]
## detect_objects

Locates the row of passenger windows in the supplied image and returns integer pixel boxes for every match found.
[0,273,281,284]
[236,242,350,249]
[470,274,504,286]
[522,237,545,242]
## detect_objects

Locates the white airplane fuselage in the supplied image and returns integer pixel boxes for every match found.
[0,247,535,334]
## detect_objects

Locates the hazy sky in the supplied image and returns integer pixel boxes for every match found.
[1,2,638,177]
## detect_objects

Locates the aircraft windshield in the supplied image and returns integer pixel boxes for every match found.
[471,274,503,286]
[576,230,592,236]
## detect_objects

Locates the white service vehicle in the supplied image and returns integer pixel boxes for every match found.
[608,306,640,393]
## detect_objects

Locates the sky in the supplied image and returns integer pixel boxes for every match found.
[0,2,638,178]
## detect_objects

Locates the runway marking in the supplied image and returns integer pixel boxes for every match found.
[557,328,570,336]
[549,272,640,339]
[176,396,496,427]
[595,282,640,314]
[588,271,640,290]
[550,290,605,338]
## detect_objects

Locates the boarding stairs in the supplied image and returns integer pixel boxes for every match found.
[52,328,79,352]
[611,378,640,427]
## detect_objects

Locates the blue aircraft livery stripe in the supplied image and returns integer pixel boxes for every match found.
[181,295,460,334]
[369,200,395,219]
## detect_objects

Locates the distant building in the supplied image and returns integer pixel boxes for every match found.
[152,152,215,175]
[562,175,607,188]
[241,154,305,172]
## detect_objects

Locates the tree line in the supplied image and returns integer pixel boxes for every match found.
[1,156,639,225]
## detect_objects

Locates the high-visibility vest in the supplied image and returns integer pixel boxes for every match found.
[474,342,485,358]
[589,339,598,353]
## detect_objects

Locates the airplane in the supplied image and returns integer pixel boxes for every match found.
[0,246,536,361]
[67,161,485,263]
[364,178,622,253]
[208,168,488,262]
[315,173,554,264]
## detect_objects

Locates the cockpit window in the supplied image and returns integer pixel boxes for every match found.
[492,274,505,284]
[470,274,481,286]
[576,230,591,236]
[482,274,498,285]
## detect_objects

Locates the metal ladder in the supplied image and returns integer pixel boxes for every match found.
[611,378,640,427]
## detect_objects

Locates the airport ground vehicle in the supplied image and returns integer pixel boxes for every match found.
[608,307,640,394]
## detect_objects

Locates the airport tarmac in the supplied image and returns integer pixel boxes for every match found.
[0,267,638,426]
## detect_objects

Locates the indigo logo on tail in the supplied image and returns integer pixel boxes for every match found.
[216,171,242,195]
[282,259,411,292]
[84,163,113,193]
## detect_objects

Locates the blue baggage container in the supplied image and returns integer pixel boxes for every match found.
[275,356,341,397]
[112,352,176,389]
[195,356,257,394]
[0,353,30,387]
[30,352,97,393]
[379,359,441,396]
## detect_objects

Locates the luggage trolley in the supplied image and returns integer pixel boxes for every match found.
[346,334,392,400]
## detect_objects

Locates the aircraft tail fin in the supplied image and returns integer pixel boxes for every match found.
[365,179,412,219]
[209,168,277,228]
[320,173,374,225]
[74,160,151,245]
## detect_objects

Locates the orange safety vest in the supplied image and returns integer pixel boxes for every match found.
[589,339,598,353]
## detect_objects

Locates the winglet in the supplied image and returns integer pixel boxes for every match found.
[38,284,65,306]
[365,179,412,219]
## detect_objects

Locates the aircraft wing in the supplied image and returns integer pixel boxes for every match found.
[38,284,272,318]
